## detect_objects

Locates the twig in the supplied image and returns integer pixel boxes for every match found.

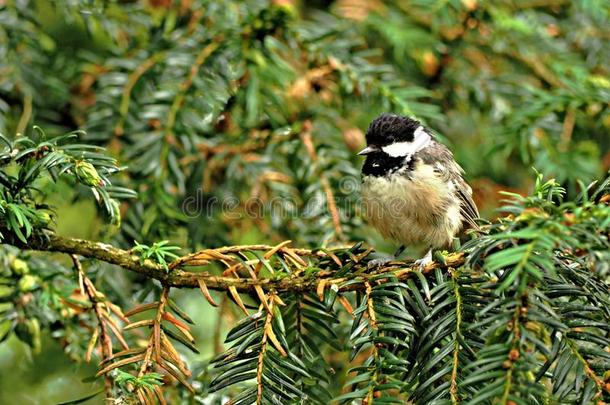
[559,105,576,152]
[136,287,170,402]
[256,296,275,405]
[165,41,221,139]
[71,255,115,401]
[213,296,229,354]
[450,270,463,404]
[168,242,319,270]
[9,232,465,293]
[115,52,165,136]
[364,281,379,403]
[501,297,526,403]
[16,91,33,135]
[565,337,609,396]
[300,120,344,239]
[141,287,169,375]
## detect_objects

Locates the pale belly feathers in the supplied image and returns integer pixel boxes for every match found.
[361,162,462,250]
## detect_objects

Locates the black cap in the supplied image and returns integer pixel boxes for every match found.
[365,113,421,146]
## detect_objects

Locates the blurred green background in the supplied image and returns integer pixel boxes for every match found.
[0,0,608,403]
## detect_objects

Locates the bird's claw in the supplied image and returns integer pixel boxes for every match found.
[413,249,434,270]
[367,257,391,269]
[414,256,433,270]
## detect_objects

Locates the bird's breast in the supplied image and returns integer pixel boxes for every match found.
[361,161,462,248]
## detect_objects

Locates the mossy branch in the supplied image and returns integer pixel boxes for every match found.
[10,231,465,293]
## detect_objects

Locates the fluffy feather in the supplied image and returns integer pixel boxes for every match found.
[360,114,479,255]
[362,159,463,252]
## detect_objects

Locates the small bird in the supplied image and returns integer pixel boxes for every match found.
[359,113,479,268]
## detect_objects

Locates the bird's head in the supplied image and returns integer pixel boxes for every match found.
[359,113,432,176]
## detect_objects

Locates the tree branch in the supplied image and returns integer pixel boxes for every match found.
[72,255,115,401]
[11,232,466,293]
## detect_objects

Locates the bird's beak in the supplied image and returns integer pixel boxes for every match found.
[357,146,378,156]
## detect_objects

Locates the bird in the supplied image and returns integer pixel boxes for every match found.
[358,113,479,269]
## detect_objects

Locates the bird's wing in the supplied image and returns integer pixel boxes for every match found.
[419,142,480,230]
[453,177,480,231]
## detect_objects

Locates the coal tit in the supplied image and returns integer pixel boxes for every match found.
[359,113,479,268]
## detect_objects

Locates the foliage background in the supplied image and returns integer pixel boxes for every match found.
[0,0,609,403]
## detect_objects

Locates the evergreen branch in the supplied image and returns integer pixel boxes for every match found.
[210,293,306,404]
[284,292,337,403]
[564,337,607,398]
[7,231,465,293]
[165,40,221,139]
[299,120,344,239]
[338,275,414,403]
[122,286,194,402]
[504,48,565,89]
[500,299,525,404]
[71,255,116,401]
[115,52,166,137]
[450,270,463,404]
[256,295,275,405]
[364,281,380,403]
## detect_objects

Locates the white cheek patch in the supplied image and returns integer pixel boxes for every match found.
[381,126,431,157]
[412,126,432,150]
[381,141,413,157]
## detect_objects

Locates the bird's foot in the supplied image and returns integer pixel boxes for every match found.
[414,249,433,270]
[367,257,392,269]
